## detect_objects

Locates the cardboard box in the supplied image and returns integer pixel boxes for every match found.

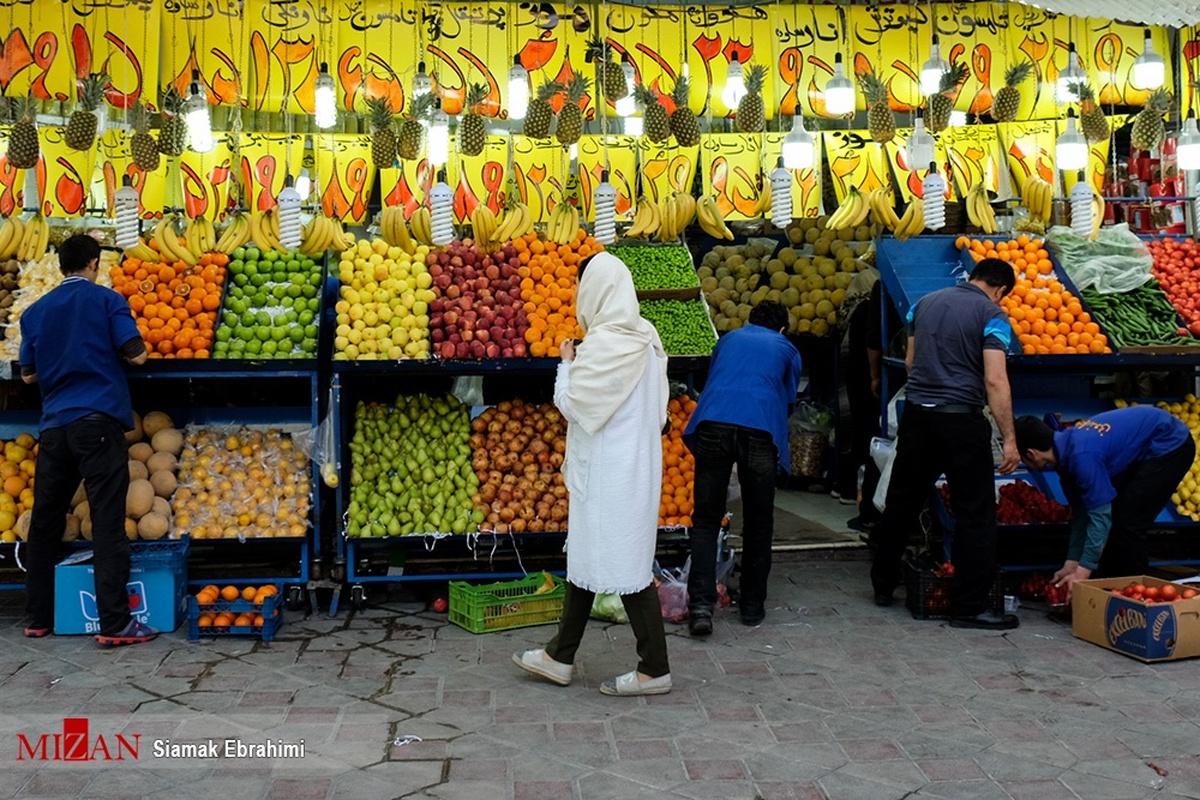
[54,549,187,635]
[1071,575,1200,662]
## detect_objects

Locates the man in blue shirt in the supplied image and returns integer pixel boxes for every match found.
[20,235,156,646]
[684,300,802,633]
[872,259,1020,629]
[1015,407,1194,599]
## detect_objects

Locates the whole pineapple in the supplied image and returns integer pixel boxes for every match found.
[457,83,489,157]
[635,85,670,143]
[556,75,588,146]
[397,92,435,161]
[586,37,628,101]
[65,73,108,151]
[736,64,767,133]
[7,96,39,169]
[926,61,968,133]
[366,96,397,169]
[859,72,896,144]
[1071,82,1109,144]
[158,87,187,157]
[524,82,561,139]
[130,102,160,172]
[991,61,1033,123]
[669,76,701,147]
[1130,89,1171,151]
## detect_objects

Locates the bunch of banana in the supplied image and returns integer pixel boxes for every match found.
[892,200,926,242]
[153,215,198,265]
[248,209,286,253]
[1022,176,1053,226]
[379,205,415,254]
[300,212,350,257]
[123,237,160,263]
[697,195,734,240]
[184,214,217,255]
[470,204,499,249]
[410,206,435,247]
[752,183,772,217]
[964,182,998,234]
[546,202,580,245]
[0,215,26,260]
[867,188,901,232]
[11,213,50,263]
[657,195,681,241]
[214,212,252,254]
[673,192,697,231]
[826,187,870,231]
[625,197,661,239]
[493,200,535,242]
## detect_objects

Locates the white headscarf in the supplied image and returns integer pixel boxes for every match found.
[562,252,668,435]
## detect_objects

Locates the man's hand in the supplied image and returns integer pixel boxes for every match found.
[997,441,1020,475]
[870,375,881,398]
[1055,562,1092,603]
[1052,560,1080,584]
[559,339,575,362]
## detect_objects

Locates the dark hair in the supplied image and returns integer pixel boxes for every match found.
[58,235,101,276]
[969,258,1016,296]
[1014,415,1055,456]
[577,253,599,281]
[749,300,789,331]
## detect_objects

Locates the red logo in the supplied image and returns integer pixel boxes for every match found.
[16,718,139,761]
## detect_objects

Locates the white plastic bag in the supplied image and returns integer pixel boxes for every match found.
[872,436,897,513]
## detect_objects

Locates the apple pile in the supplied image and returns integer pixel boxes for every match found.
[215,248,321,359]
[346,394,480,537]
[334,238,435,360]
[428,239,530,359]
[469,399,568,534]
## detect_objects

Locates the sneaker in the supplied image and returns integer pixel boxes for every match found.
[688,616,713,637]
[512,649,573,686]
[599,670,672,696]
[830,491,857,506]
[95,619,158,647]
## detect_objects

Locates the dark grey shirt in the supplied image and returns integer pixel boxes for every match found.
[906,283,1010,408]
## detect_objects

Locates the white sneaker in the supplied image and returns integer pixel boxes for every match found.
[512,649,573,686]
[599,670,672,696]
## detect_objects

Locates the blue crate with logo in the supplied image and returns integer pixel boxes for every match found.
[187,582,285,641]
[53,538,189,635]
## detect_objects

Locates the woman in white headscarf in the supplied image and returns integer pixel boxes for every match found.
[513,251,672,696]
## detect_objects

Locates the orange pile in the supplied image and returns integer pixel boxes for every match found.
[659,395,697,528]
[111,250,229,359]
[955,236,1111,355]
[194,583,279,629]
[514,231,601,357]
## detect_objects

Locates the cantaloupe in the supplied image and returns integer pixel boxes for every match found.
[151,428,183,456]
[15,511,30,541]
[141,411,174,438]
[149,470,177,498]
[151,496,171,518]
[63,514,80,542]
[129,442,153,463]
[124,517,139,540]
[146,451,177,475]
[129,460,148,482]
[126,479,154,518]
[126,411,143,443]
[137,512,169,540]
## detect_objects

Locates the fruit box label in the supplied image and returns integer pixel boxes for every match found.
[54,563,186,635]
[1103,596,1177,660]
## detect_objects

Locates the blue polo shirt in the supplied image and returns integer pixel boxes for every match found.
[1055,406,1191,510]
[906,282,1011,407]
[684,324,802,471]
[19,276,141,432]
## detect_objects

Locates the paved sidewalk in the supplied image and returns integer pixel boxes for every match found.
[2,554,1199,800]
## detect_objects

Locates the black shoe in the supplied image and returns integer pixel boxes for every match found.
[949,611,1020,630]
[874,593,894,607]
[688,616,713,636]
[740,605,765,626]
[847,516,879,533]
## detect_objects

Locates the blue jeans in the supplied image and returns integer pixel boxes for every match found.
[687,422,778,617]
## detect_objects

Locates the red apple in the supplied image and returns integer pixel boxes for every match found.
[440,342,456,358]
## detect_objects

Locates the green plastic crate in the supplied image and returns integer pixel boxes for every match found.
[449,573,565,633]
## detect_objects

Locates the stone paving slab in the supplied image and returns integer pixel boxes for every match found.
[1,554,1198,799]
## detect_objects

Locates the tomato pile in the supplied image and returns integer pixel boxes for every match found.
[939,480,1071,524]
[1018,572,1053,600]
[1112,581,1198,603]
[1148,237,1200,336]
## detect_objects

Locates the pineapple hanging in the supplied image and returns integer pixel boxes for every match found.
[859,72,896,144]
[991,61,1033,123]
[1070,83,1110,144]
[397,91,435,161]
[926,62,969,133]
[524,82,562,139]
[556,75,588,147]
[7,96,40,170]
[130,103,161,172]
[1130,89,1171,151]
[366,96,398,169]
[457,83,489,157]
[634,85,671,143]
[65,73,108,151]
[585,37,628,101]
[736,64,767,134]
[157,87,187,157]
[669,76,701,147]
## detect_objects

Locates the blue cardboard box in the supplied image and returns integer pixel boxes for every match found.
[53,545,188,635]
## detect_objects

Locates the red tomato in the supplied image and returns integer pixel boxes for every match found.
[432,597,448,613]
[1160,584,1179,601]
[1144,586,1161,601]
[1123,584,1142,598]
[1182,588,1198,600]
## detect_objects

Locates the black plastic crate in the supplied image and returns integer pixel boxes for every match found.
[903,559,1003,620]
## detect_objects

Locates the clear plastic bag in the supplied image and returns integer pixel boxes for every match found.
[654,560,690,623]
[294,388,339,488]
[1046,223,1154,294]
[590,593,629,623]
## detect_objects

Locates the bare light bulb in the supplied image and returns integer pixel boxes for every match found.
[185,69,213,153]
[1056,45,1086,105]
[412,61,432,100]
[1177,111,1200,171]
[722,56,746,110]
[906,114,935,168]
[824,54,854,116]
[1132,29,1165,89]
[782,114,814,169]
[1056,110,1088,170]
[428,104,449,167]
[508,56,530,121]
[314,62,337,129]
[920,39,950,96]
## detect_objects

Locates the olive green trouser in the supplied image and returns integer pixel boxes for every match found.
[545,580,670,678]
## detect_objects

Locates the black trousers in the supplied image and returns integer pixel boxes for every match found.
[1097,436,1196,577]
[26,415,132,635]
[687,421,778,616]
[545,581,670,678]
[871,406,997,616]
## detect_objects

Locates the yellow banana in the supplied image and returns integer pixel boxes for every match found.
[0,216,24,260]
[410,207,434,246]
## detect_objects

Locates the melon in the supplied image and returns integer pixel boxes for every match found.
[137,512,168,540]
[146,451,177,475]
[124,517,139,540]
[141,411,174,438]
[151,496,171,518]
[126,479,154,518]
[129,460,149,482]
[70,481,87,508]
[149,470,177,498]
[15,511,31,541]
[63,514,80,542]
[151,428,183,456]
[126,411,143,443]
[129,442,153,463]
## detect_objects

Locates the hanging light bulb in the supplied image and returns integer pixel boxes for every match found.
[906,112,935,168]
[1178,111,1200,171]
[314,62,337,130]
[412,61,432,100]
[615,55,637,116]
[949,110,968,128]
[920,37,950,96]
[1132,29,1165,89]
[429,171,455,246]
[625,115,644,137]
[1056,109,1088,170]
[923,163,946,231]
[1070,170,1094,239]
[593,169,617,245]
[782,114,814,169]
[1056,44,1086,105]
[508,56,530,121]
[769,158,793,228]
[185,69,213,153]
[113,175,140,250]
[721,55,746,110]
[824,54,854,117]
[294,168,313,202]
[428,102,450,167]
[276,175,302,251]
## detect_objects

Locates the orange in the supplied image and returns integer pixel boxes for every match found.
[241,586,257,602]
[197,613,214,628]
[220,585,240,601]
